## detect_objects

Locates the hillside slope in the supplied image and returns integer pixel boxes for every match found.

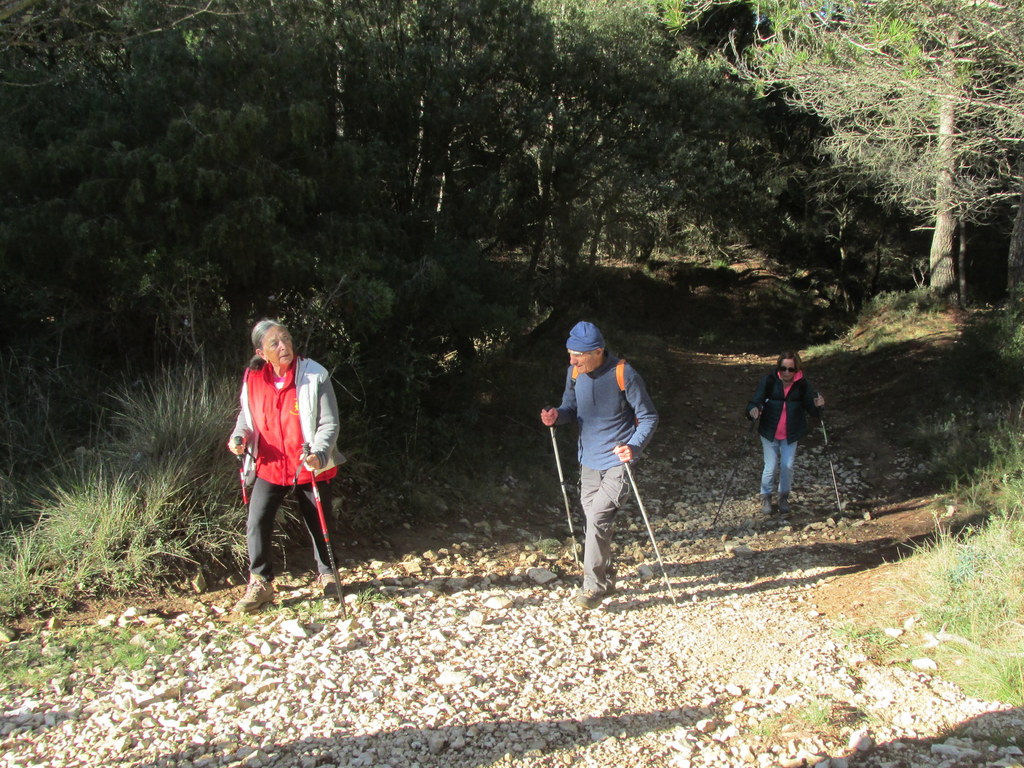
[2,297,1021,768]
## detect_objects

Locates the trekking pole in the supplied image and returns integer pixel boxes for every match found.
[300,444,346,616]
[818,409,844,516]
[232,436,249,506]
[549,426,582,566]
[623,462,678,606]
[710,417,758,528]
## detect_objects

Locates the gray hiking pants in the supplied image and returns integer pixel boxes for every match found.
[579,463,628,594]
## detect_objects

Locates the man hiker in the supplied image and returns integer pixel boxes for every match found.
[540,321,659,610]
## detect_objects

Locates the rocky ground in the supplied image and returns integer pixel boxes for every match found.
[1,341,1022,768]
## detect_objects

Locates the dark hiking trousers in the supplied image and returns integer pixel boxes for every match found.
[246,477,334,581]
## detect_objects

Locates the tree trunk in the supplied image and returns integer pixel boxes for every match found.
[526,114,556,286]
[1007,176,1024,299]
[929,89,958,296]
[957,219,967,308]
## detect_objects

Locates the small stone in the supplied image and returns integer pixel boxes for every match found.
[527,568,558,585]
[280,619,309,639]
[436,669,473,688]
[724,543,754,556]
[848,730,874,752]
[931,742,981,759]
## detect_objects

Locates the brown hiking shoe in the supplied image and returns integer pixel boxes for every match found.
[234,574,274,613]
[317,572,340,598]
[573,589,606,610]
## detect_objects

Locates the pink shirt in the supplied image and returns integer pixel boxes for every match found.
[773,371,804,441]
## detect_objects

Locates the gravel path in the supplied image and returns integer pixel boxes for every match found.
[1,350,1020,768]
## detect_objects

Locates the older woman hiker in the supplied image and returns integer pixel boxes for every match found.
[746,350,825,515]
[227,319,343,613]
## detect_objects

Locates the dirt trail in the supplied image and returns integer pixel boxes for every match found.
[3,316,1022,768]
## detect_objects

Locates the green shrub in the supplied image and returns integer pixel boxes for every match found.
[840,289,951,353]
[0,348,101,528]
[0,366,240,618]
[948,306,1024,400]
[901,515,1024,705]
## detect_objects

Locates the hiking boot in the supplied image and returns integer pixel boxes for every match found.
[573,589,606,610]
[760,494,773,514]
[234,574,274,613]
[318,572,340,598]
[778,493,791,514]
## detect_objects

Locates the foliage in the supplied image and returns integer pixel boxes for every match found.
[832,621,908,665]
[818,300,1024,706]
[837,289,950,352]
[807,299,1023,704]
[667,0,1024,218]
[0,0,972,620]
[0,367,240,618]
[355,586,397,606]
[749,696,865,744]
[0,347,103,526]
[909,306,1024,482]
[898,515,1024,705]
[950,306,1024,397]
[663,0,1024,296]
[0,0,821,531]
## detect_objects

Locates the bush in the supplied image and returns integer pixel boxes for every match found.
[0,367,241,618]
[896,368,1024,706]
[901,514,1024,705]
[950,306,1024,399]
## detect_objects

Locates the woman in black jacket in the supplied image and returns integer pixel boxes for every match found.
[747,351,825,514]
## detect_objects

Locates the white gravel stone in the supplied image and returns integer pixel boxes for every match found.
[0,426,1016,768]
[526,567,558,585]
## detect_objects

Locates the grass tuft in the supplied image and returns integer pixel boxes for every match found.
[0,625,184,692]
[0,366,240,618]
[355,586,396,606]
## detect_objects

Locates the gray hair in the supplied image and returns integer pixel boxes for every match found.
[251,318,287,350]
[248,318,288,370]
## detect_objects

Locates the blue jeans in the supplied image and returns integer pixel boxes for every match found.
[760,437,799,495]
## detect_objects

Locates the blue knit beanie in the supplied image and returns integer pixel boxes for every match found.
[566,321,605,352]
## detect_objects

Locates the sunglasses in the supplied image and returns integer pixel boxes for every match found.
[778,366,797,373]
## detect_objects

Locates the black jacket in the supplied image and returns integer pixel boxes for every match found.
[747,371,821,444]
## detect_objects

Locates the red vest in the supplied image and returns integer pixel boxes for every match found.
[248,363,337,485]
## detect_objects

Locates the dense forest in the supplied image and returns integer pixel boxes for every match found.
[2,0,1023,611]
